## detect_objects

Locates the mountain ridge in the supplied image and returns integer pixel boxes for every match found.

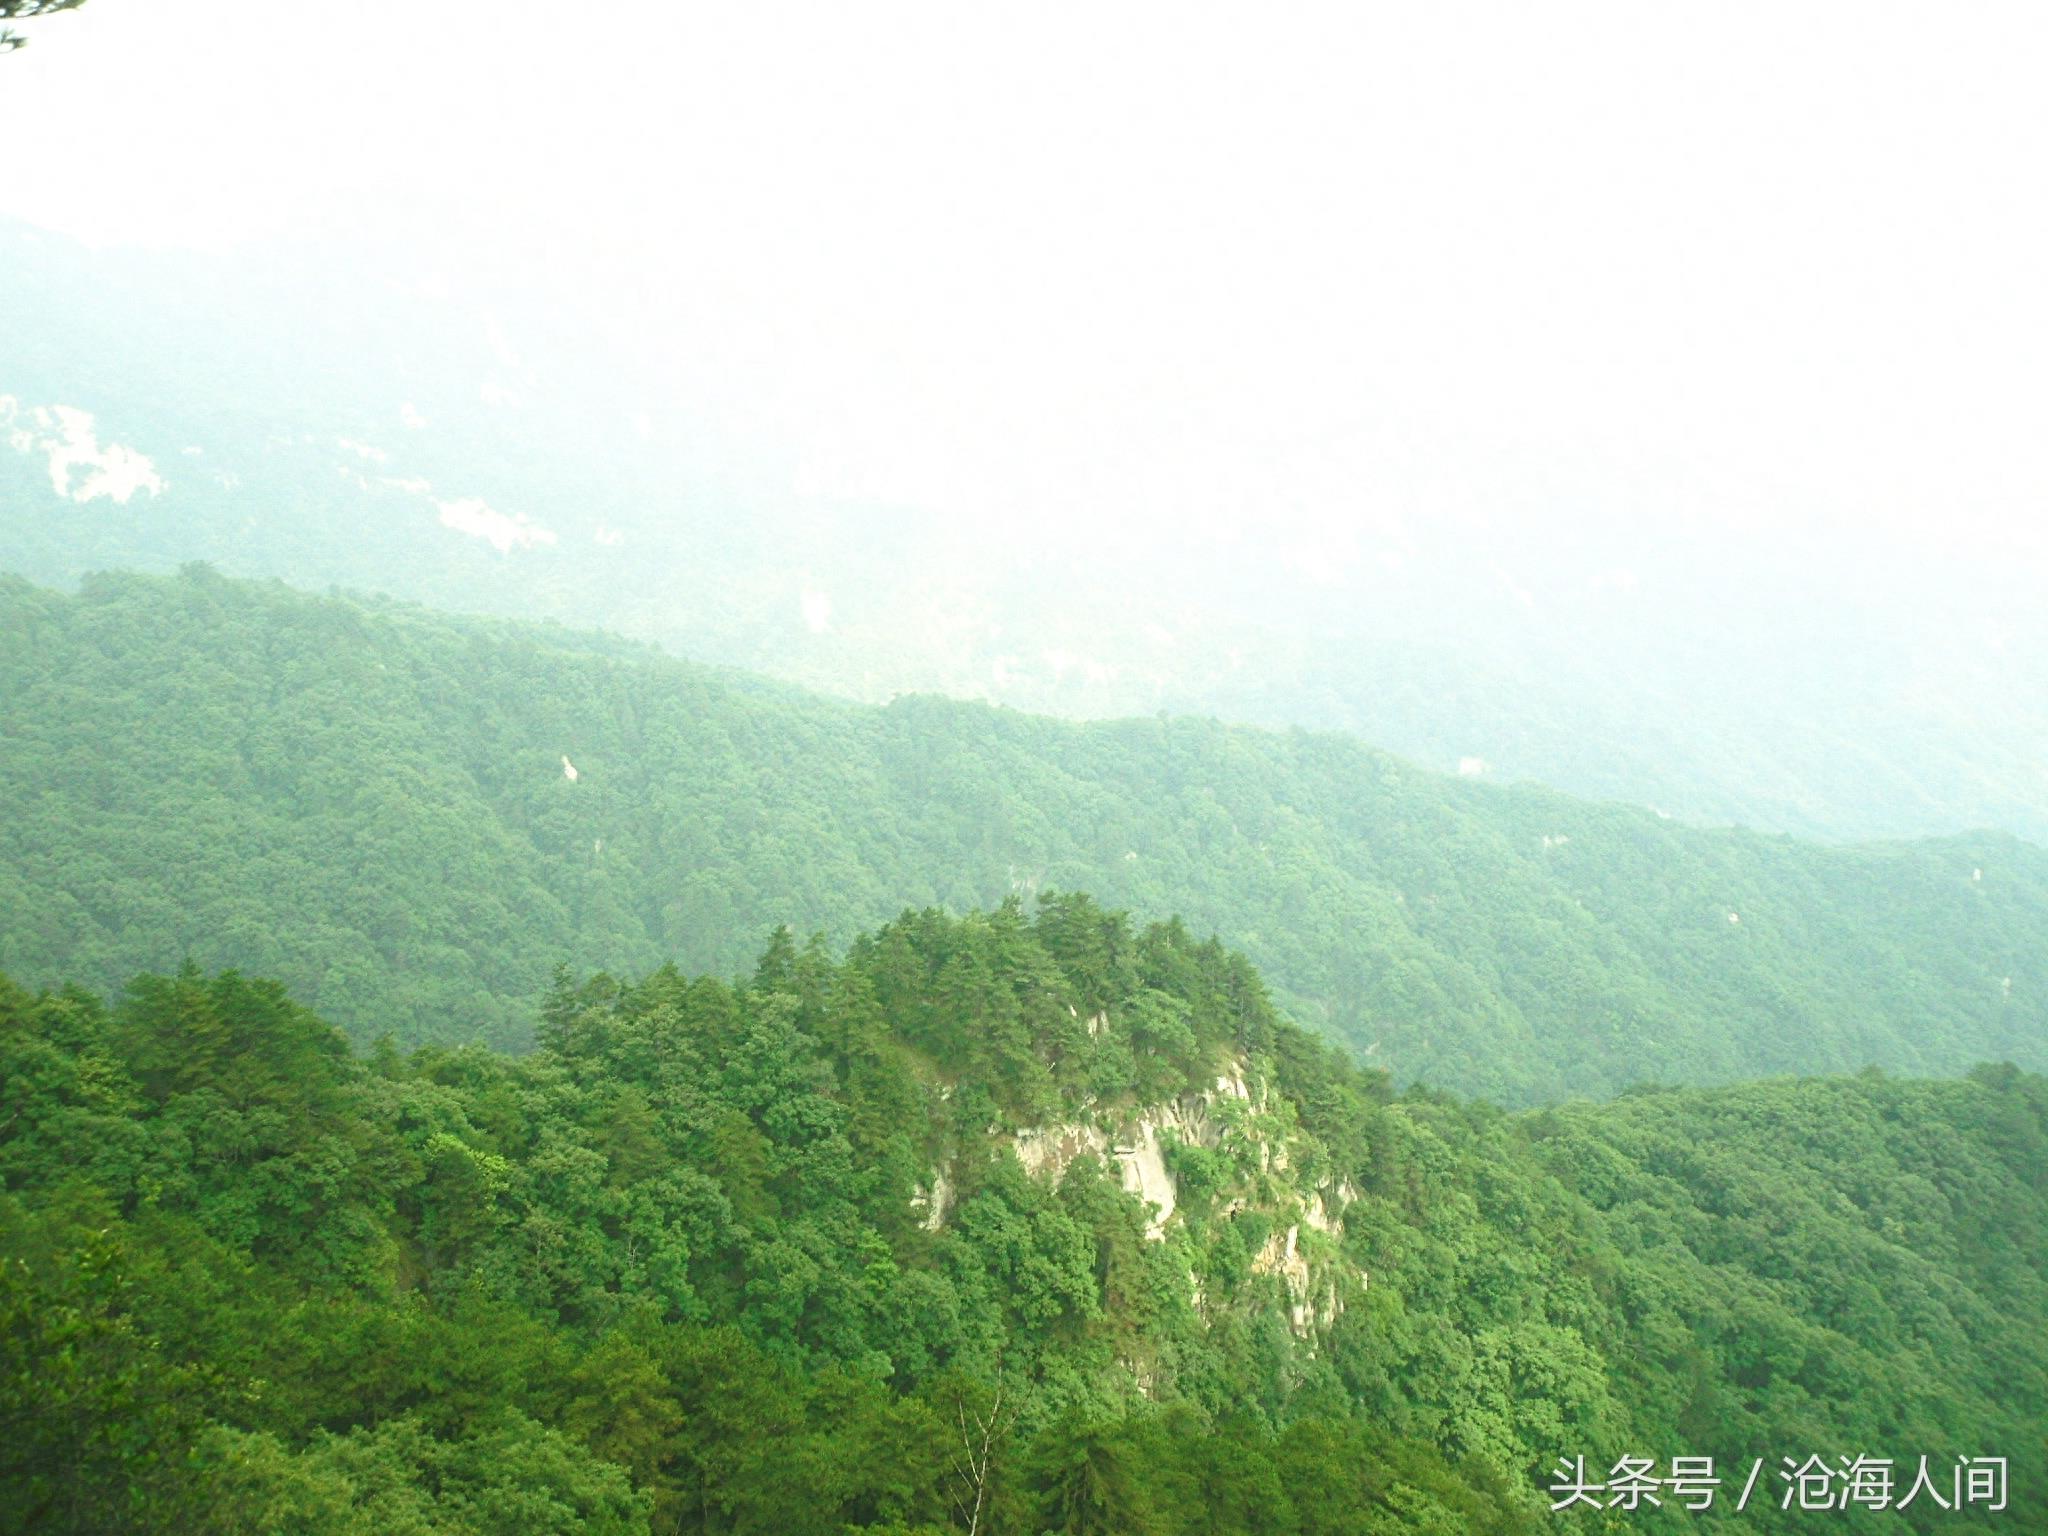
[3,565,2042,1103]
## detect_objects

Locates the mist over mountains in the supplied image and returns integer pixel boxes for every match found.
[8,216,2047,848]
[6,8,2048,1529]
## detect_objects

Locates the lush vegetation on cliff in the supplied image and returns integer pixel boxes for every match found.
[3,900,2042,1532]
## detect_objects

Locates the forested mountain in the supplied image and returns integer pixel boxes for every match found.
[8,215,2048,848]
[3,567,2043,1103]
[8,15,2044,1533]
[4,904,2042,1533]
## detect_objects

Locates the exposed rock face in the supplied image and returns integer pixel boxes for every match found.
[1004,1060,1289,1240]
[927,1049,1367,1338]
[1302,1180,1359,1235]
[1251,1222,1349,1331]
[1009,1104,1206,1239]
[910,1164,954,1232]
[1013,1123,1108,1180]
[1253,1223,1313,1330]
[1113,1113,1183,1239]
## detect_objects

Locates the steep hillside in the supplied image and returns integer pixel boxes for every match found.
[3,905,2042,1532]
[2,567,2045,1101]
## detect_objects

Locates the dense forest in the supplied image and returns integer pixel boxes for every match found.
[8,11,2044,1529]
[4,898,2041,1533]
[2,567,2043,1102]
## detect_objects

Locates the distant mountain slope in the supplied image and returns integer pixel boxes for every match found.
[1,566,2043,1100]
[8,216,2048,849]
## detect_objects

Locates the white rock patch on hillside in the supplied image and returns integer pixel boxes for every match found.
[3,398,164,504]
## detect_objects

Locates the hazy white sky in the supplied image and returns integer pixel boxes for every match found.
[4,1,2045,560]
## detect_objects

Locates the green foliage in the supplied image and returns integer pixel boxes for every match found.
[2,907,2043,1531]
[3,568,2045,1102]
